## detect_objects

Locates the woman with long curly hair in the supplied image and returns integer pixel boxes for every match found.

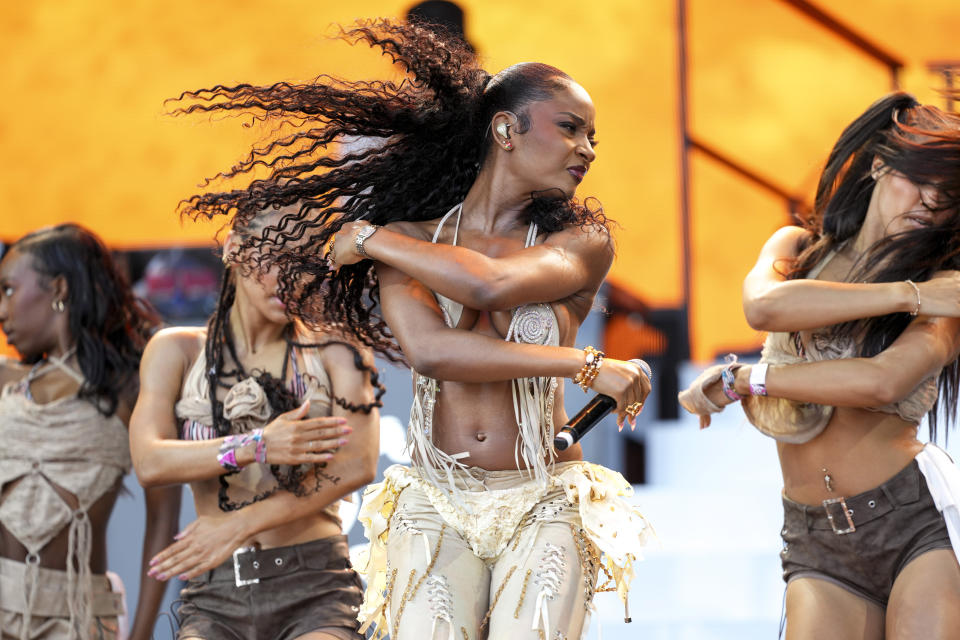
[0,224,177,640]
[168,19,654,640]
[680,93,960,638]
[130,209,383,640]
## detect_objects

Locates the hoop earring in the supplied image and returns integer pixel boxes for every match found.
[52,299,65,313]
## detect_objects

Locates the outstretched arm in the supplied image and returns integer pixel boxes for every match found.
[144,341,380,581]
[742,226,960,331]
[333,220,613,311]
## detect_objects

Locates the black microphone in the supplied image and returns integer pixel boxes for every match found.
[553,359,652,451]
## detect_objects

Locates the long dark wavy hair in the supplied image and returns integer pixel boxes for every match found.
[10,224,159,416]
[203,214,384,511]
[169,19,608,362]
[784,92,960,439]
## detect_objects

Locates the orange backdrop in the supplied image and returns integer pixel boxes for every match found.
[1,0,958,360]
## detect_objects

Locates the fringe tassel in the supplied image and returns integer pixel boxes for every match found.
[66,509,94,639]
[21,558,39,640]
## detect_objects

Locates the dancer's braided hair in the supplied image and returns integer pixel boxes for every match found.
[204,217,385,511]
[170,19,608,362]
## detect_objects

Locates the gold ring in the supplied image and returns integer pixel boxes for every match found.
[625,402,643,418]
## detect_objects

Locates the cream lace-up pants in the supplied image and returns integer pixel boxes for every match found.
[358,462,653,640]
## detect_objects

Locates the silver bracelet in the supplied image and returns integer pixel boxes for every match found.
[354,224,381,258]
[905,279,920,316]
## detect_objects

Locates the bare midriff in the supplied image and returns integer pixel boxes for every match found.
[778,407,923,505]
[189,478,342,550]
[431,377,583,470]
[0,480,119,572]
[427,300,584,471]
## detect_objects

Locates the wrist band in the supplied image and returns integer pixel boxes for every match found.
[217,428,266,472]
[251,428,267,463]
[217,447,241,472]
[749,363,769,396]
[720,354,741,401]
[905,279,920,316]
[573,346,604,391]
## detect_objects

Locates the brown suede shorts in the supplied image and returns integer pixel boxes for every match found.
[177,535,363,640]
[780,459,953,607]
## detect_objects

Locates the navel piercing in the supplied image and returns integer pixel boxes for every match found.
[822,468,834,493]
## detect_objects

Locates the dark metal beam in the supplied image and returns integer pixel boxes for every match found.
[676,0,692,360]
[778,0,903,88]
[689,137,808,215]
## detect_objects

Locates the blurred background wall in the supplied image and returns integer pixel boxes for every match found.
[2,0,959,362]
[2,1,959,638]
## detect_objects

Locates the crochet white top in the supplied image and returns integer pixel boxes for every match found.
[406,203,561,506]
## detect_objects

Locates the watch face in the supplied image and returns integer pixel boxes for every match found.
[356,224,378,256]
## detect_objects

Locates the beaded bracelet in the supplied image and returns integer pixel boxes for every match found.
[720,354,742,401]
[573,346,605,392]
[217,428,266,472]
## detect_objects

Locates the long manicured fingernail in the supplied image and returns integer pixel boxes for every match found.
[341,426,353,434]
[147,569,157,578]
[617,421,624,433]
[149,557,159,566]
[178,574,188,581]
[338,438,349,445]
[156,573,167,581]
[174,532,184,540]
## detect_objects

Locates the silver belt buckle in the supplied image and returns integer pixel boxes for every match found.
[233,546,260,587]
[822,496,856,535]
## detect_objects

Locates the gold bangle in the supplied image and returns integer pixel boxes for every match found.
[905,279,920,316]
[573,346,605,391]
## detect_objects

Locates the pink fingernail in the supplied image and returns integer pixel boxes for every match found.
[338,438,349,445]
[178,574,188,581]
[156,573,167,581]
[147,569,157,578]
[174,532,184,540]
[149,558,159,566]
[341,426,353,434]
[617,422,624,433]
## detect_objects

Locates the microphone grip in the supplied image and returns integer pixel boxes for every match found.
[552,358,652,452]
[553,394,616,451]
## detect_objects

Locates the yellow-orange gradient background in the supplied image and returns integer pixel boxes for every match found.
[1,0,958,360]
